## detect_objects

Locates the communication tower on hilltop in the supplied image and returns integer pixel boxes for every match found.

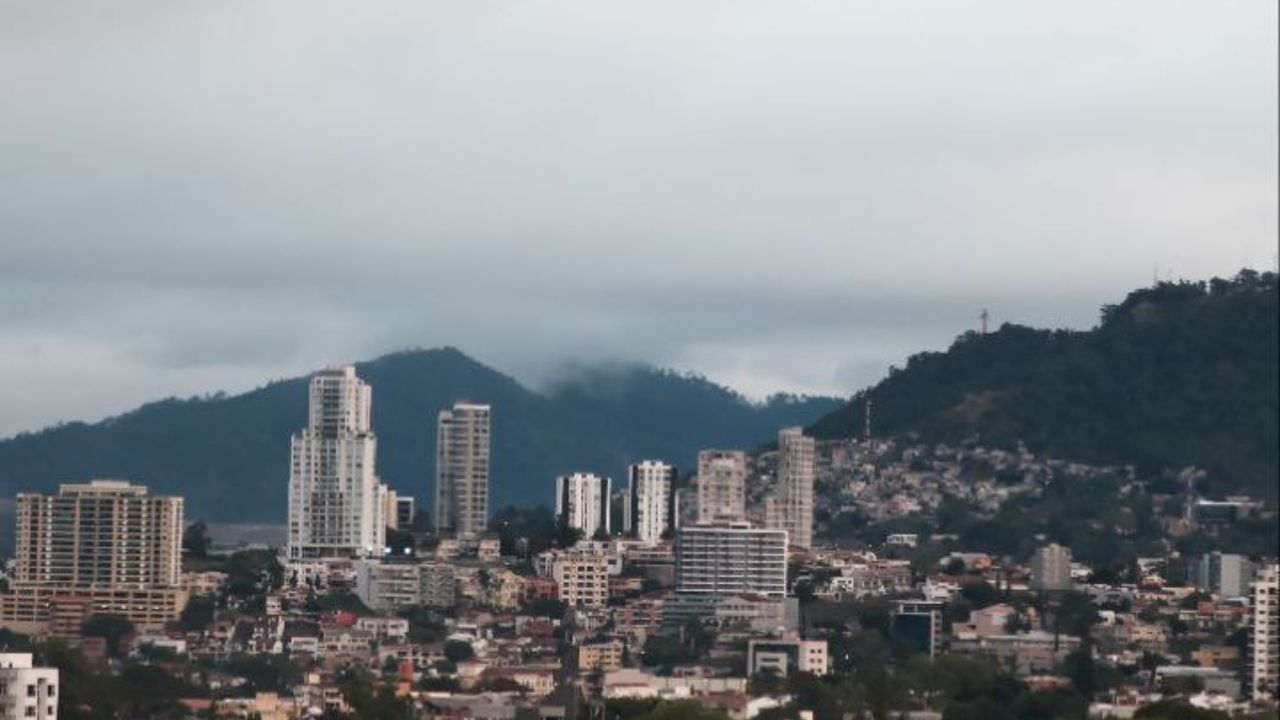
[979,308,990,335]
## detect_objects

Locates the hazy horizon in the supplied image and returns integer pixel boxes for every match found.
[2,1,1275,437]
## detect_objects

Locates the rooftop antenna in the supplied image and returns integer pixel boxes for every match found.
[979,308,990,335]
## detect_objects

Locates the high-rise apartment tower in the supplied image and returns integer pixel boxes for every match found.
[626,460,677,545]
[556,472,612,538]
[771,427,815,548]
[0,480,185,633]
[435,403,492,537]
[695,450,747,524]
[287,366,388,560]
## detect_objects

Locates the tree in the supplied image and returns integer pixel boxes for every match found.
[225,549,284,597]
[183,520,212,558]
[525,598,568,619]
[179,595,215,632]
[444,639,474,663]
[81,614,135,658]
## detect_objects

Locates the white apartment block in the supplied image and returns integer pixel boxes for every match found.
[435,403,492,538]
[0,480,186,634]
[556,472,612,538]
[1030,543,1073,592]
[675,522,788,600]
[1252,564,1279,702]
[770,428,815,548]
[696,450,747,524]
[748,638,829,676]
[0,653,58,720]
[287,366,388,559]
[626,461,676,546]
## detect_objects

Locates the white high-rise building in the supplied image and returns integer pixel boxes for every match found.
[675,522,788,600]
[626,461,677,545]
[696,450,747,524]
[555,472,612,538]
[1251,564,1279,702]
[770,428,815,548]
[0,653,58,720]
[287,366,388,560]
[435,403,491,538]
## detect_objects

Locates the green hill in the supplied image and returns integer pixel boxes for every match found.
[0,348,841,523]
[810,270,1279,503]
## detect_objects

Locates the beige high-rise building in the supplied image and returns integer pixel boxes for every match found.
[287,366,388,560]
[435,403,491,538]
[768,427,815,548]
[696,449,746,524]
[0,480,186,634]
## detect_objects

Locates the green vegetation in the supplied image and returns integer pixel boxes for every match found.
[80,614,134,658]
[812,271,1279,502]
[33,639,206,720]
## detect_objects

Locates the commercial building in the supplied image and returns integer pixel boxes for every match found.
[952,631,1081,676]
[394,496,416,531]
[0,653,58,720]
[353,560,422,611]
[555,472,612,538]
[747,637,829,676]
[892,600,945,658]
[625,461,677,546]
[0,480,186,634]
[675,522,788,600]
[287,366,389,559]
[1030,543,1073,592]
[770,428,815,548]
[695,450,747,524]
[1189,552,1257,598]
[1251,564,1279,702]
[435,403,492,538]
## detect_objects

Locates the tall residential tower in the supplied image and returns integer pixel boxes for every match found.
[435,403,492,537]
[626,460,677,545]
[770,427,815,548]
[556,472,611,538]
[695,449,747,524]
[287,366,388,560]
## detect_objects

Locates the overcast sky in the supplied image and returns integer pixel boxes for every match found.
[0,1,1276,438]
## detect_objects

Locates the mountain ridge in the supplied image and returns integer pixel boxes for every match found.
[0,347,843,522]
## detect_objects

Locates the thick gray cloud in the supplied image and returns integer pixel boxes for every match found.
[0,0,1275,437]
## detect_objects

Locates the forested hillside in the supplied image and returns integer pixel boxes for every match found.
[811,270,1278,502]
